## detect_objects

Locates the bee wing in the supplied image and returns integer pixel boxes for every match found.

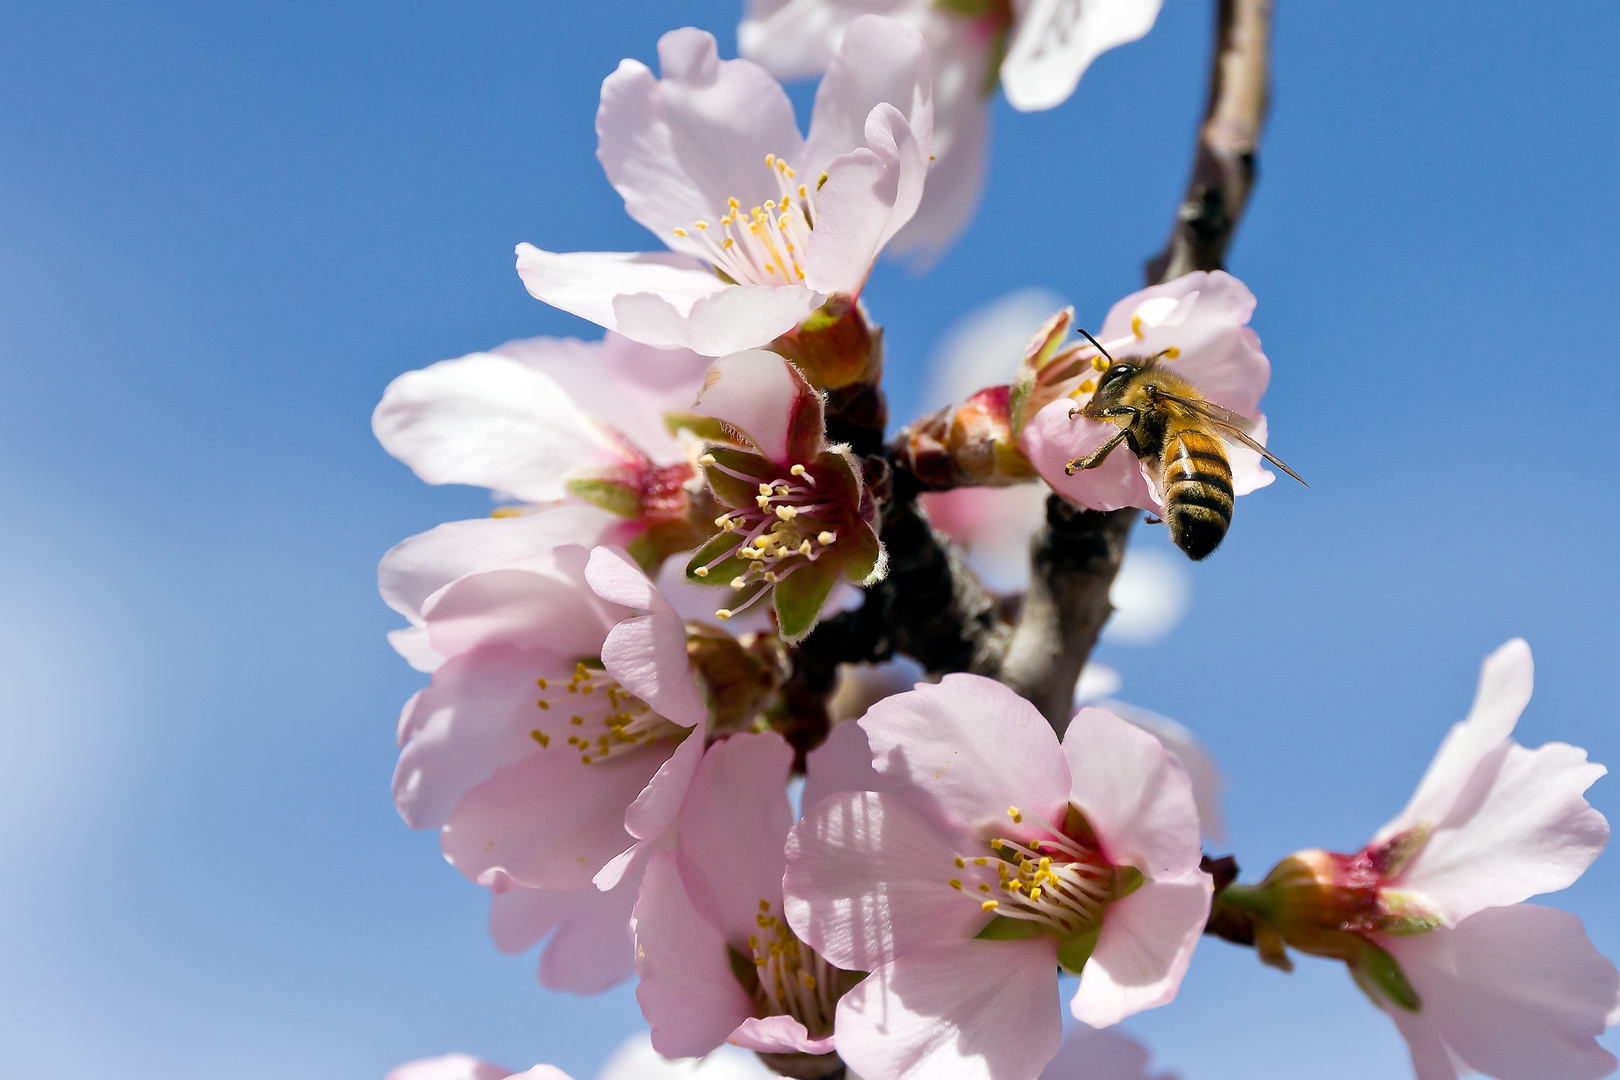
[1153,390,1311,488]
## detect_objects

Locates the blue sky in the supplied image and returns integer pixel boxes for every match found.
[0,2,1616,1078]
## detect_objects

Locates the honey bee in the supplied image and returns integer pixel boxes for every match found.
[1064,330,1306,560]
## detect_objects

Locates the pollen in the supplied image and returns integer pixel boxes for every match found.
[693,567,710,577]
[982,900,999,912]
[1007,806,1024,824]
[949,879,963,890]
[954,857,966,869]
[1078,379,1096,393]
[1163,346,1180,359]
[1131,314,1144,339]
[1092,354,1110,372]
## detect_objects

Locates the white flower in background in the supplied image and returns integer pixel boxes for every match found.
[517,18,932,356]
[1101,548,1190,645]
[391,1031,774,1080]
[1039,1024,1180,1079]
[739,0,1164,256]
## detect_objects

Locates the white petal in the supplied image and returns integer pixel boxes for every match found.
[801,15,933,183]
[588,546,707,728]
[1037,1025,1172,1080]
[611,283,823,356]
[597,30,803,251]
[598,1032,774,1080]
[1378,639,1534,840]
[1101,699,1225,843]
[1001,0,1164,112]
[1071,871,1211,1026]
[373,353,620,501]
[513,245,725,336]
[692,349,822,464]
[737,0,893,80]
[387,1055,516,1080]
[388,626,445,673]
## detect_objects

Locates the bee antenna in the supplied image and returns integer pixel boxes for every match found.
[1076,327,1114,363]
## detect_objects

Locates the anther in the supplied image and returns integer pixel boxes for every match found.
[693,567,710,578]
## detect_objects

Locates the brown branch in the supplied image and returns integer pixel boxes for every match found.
[1146,0,1272,282]
[998,0,1274,730]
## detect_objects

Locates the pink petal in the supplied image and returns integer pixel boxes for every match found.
[373,353,623,501]
[1384,906,1620,1080]
[393,644,573,829]
[597,29,803,252]
[1019,403,1161,514]
[858,674,1072,842]
[380,508,620,627]
[1379,639,1534,841]
[389,626,445,674]
[513,245,726,340]
[1392,740,1608,924]
[440,741,669,889]
[1071,871,1211,1027]
[802,717,885,816]
[611,283,824,357]
[737,0,867,79]
[386,1054,516,1080]
[784,791,991,973]
[1001,0,1163,112]
[730,1015,836,1056]
[676,732,795,939]
[622,725,706,843]
[421,545,624,659]
[804,104,929,296]
[692,350,824,465]
[1104,702,1226,843]
[493,333,712,468]
[1388,1006,1463,1080]
[633,849,759,1059]
[587,546,706,728]
[801,15,933,185]
[598,1033,776,1080]
[888,42,989,262]
[1037,1025,1175,1080]
[486,861,643,995]
[835,938,1063,1080]
[1061,707,1203,878]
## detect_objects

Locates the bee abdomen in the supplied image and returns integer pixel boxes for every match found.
[1161,430,1233,561]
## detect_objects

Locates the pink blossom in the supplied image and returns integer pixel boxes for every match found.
[517,18,932,356]
[385,1056,566,1080]
[684,351,884,641]
[738,0,1162,257]
[784,674,1211,1080]
[1037,1025,1179,1080]
[391,543,709,998]
[633,729,871,1061]
[1016,272,1276,519]
[1224,640,1618,1080]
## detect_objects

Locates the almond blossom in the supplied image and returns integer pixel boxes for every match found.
[374,333,714,670]
[1015,271,1278,518]
[516,17,932,358]
[784,674,1211,1080]
[1038,1025,1179,1080]
[684,350,884,641]
[633,729,867,1065]
[738,0,1164,256]
[1220,640,1619,1080]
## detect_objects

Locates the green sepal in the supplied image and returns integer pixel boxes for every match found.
[1063,804,1100,848]
[727,945,761,998]
[1008,367,1036,432]
[1055,925,1101,976]
[567,475,641,519]
[1112,866,1145,901]
[686,530,748,587]
[934,0,994,16]
[842,521,884,585]
[1351,940,1422,1013]
[666,412,729,443]
[975,916,1044,942]
[704,445,779,504]
[773,557,839,643]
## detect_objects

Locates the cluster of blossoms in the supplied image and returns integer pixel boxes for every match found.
[375,4,1618,1080]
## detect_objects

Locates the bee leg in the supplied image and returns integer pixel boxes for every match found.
[1065,427,1131,475]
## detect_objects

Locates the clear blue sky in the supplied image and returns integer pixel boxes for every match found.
[1,2,1616,1078]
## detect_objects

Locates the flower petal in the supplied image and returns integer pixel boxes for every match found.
[801,15,932,185]
[802,717,886,816]
[440,740,670,889]
[693,350,824,465]
[1037,1025,1174,1080]
[1001,0,1163,112]
[835,938,1063,1080]
[1020,403,1161,514]
[487,864,642,995]
[1393,739,1608,923]
[380,508,620,626]
[1071,871,1211,1027]
[1379,638,1535,841]
[588,546,707,728]
[1061,706,1203,878]
[784,791,990,973]
[622,722,707,843]
[598,29,803,252]
[859,674,1072,841]
[611,283,824,357]
[1101,701,1226,843]
[387,1055,517,1080]
[676,732,795,940]
[513,245,721,338]
[420,546,624,659]
[598,1033,775,1080]
[633,849,759,1059]
[804,104,929,296]
[888,46,988,261]
[730,1015,836,1056]
[737,0,874,80]
[1384,905,1620,1080]
[373,353,621,501]
[388,626,445,673]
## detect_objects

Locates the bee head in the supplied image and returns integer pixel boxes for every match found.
[1093,361,1141,400]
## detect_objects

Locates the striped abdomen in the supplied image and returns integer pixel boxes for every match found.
[1160,427,1233,560]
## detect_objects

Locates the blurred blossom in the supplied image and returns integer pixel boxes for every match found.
[925,287,1067,413]
[597,1032,775,1080]
[921,484,1047,592]
[1101,548,1191,646]
[1038,1024,1179,1080]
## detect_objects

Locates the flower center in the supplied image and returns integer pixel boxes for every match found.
[746,899,840,1038]
[671,154,822,287]
[950,806,1117,938]
[693,460,839,621]
[529,661,685,765]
